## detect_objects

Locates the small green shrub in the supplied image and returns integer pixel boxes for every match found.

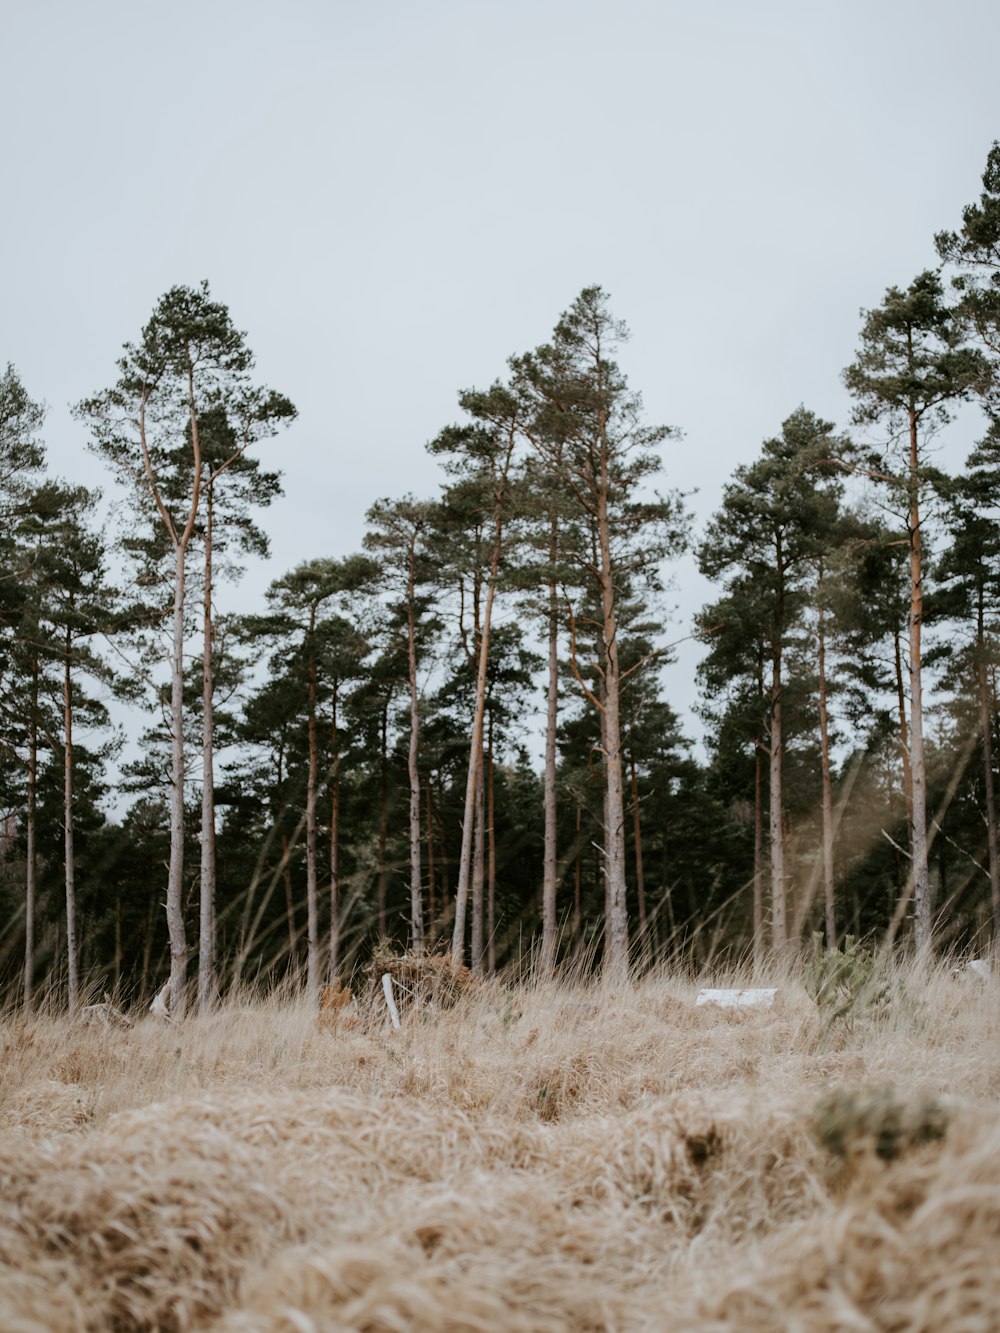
[803,932,891,1034]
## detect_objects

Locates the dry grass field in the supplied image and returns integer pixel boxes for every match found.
[1,958,998,1331]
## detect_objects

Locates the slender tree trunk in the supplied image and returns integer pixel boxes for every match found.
[596,461,629,977]
[817,579,836,947]
[753,742,764,974]
[451,556,499,961]
[305,612,320,1002]
[487,742,497,974]
[573,798,582,953]
[471,760,486,975]
[769,654,786,950]
[199,484,217,1012]
[23,661,38,1010]
[329,692,341,980]
[630,755,647,959]
[541,548,559,977]
[894,629,914,827]
[769,546,787,952]
[406,547,424,951]
[907,407,931,953]
[378,700,389,938]
[976,591,1000,940]
[167,539,190,1013]
[424,774,436,941]
[63,633,79,1015]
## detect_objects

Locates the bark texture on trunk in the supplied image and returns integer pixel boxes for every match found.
[305,610,320,1002]
[23,662,38,1010]
[451,569,498,961]
[199,485,217,1012]
[541,559,559,977]
[769,538,786,953]
[598,494,629,977]
[167,540,190,1013]
[487,740,496,975]
[630,755,647,961]
[976,596,1000,941]
[753,742,764,975]
[329,697,341,980]
[471,761,485,975]
[63,636,78,1015]
[907,409,931,953]
[378,701,389,939]
[817,582,836,947]
[406,546,424,952]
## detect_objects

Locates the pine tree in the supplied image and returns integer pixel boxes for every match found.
[844,271,988,953]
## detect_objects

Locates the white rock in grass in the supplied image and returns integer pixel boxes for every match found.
[695,988,778,1010]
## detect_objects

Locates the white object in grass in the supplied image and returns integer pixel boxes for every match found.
[382,973,401,1029]
[696,988,777,1010]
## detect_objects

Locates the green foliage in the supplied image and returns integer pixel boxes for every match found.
[810,1085,948,1161]
[803,932,891,1033]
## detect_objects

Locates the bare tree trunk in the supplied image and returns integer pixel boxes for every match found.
[541,554,559,977]
[487,737,496,975]
[817,580,836,947]
[894,629,914,827]
[573,798,582,954]
[198,484,217,1012]
[769,547,786,952]
[907,408,931,954]
[630,755,647,962]
[406,547,424,952]
[471,760,486,975]
[23,661,38,1010]
[378,700,389,939]
[305,611,320,1002]
[329,694,341,980]
[63,634,79,1015]
[753,743,764,974]
[451,567,498,961]
[424,774,436,942]
[595,460,629,977]
[976,593,1000,941]
[167,539,190,1014]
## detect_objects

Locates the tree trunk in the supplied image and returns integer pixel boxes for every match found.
[199,484,217,1012]
[406,545,424,951]
[167,539,190,1013]
[769,541,786,952]
[630,755,647,961]
[471,760,486,975]
[424,774,436,941]
[596,458,629,977]
[305,611,320,1002]
[378,700,389,938]
[907,407,931,953]
[573,798,583,955]
[23,661,38,1010]
[281,831,297,970]
[753,742,764,974]
[894,629,914,827]
[487,736,497,975]
[976,591,1000,940]
[541,554,559,977]
[451,560,499,961]
[329,692,341,980]
[63,633,79,1015]
[817,578,836,947]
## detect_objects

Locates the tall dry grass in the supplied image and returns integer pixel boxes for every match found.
[0,958,997,1331]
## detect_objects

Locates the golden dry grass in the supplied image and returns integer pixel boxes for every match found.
[0,960,998,1331]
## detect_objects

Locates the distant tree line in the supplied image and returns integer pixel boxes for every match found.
[3,144,1000,1011]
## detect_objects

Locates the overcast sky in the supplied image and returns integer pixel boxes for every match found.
[3,0,999,763]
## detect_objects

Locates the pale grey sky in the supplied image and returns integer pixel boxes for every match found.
[3,0,999,756]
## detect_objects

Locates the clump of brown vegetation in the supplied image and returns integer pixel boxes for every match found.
[0,959,997,1330]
